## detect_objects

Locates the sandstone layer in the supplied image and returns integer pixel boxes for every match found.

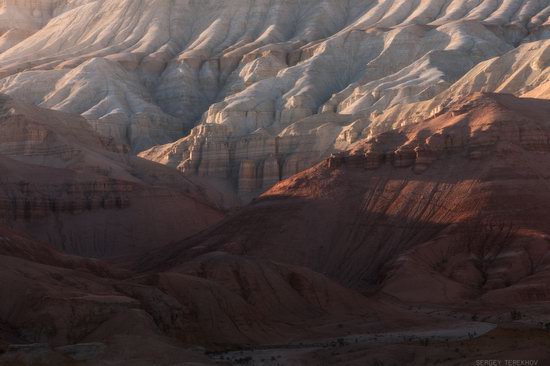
[2,93,550,364]
[140,93,550,308]
[0,94,226,258]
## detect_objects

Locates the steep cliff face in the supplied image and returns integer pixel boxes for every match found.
[139,94,550,307]
[0,94,226,258]
[0,0,547,198]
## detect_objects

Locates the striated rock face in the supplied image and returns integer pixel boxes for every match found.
[0,94,226,258]
[141,94,550,307]
[368,38,550,136]
[4,94,550,364]
[133,0,549,198]
[0,1,546,196]
[142,112,352,199]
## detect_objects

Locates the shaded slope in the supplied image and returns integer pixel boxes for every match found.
[0,224,392,366]
[138,94,550,306]
[0,94,226,258]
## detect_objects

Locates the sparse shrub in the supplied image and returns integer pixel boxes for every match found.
[510,309,522,320]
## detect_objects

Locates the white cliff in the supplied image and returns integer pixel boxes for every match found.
[0,0,547,198]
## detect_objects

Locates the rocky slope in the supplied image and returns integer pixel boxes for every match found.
[1,2,550,364]
[0,94,226,258]
[0,0,83,53]
[139,93,550,308]
[3,92,550,363]
[0,223,395,365]
[0,0,547,199]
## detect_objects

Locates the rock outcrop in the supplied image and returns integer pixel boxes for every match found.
[368,38,550,135]
[3,93,550,365]
[0,0,546,197]
[2,2,550,364]
[140,94,550,308]
[0,94,227,258]
[136,0,549,198]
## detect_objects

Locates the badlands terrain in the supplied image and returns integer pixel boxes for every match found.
[0,0,546,198]
[0,94,226,258]
[0,0,549,365]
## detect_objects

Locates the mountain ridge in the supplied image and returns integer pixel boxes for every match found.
[0,0,547,198]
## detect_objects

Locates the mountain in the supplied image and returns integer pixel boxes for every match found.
[368,38,550,135]
[0,223,401,365]
[0,0,547,199]
[1,1,550,364]
[0,94,226,258]
[3,92,550,364]
[139,93,550,306]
